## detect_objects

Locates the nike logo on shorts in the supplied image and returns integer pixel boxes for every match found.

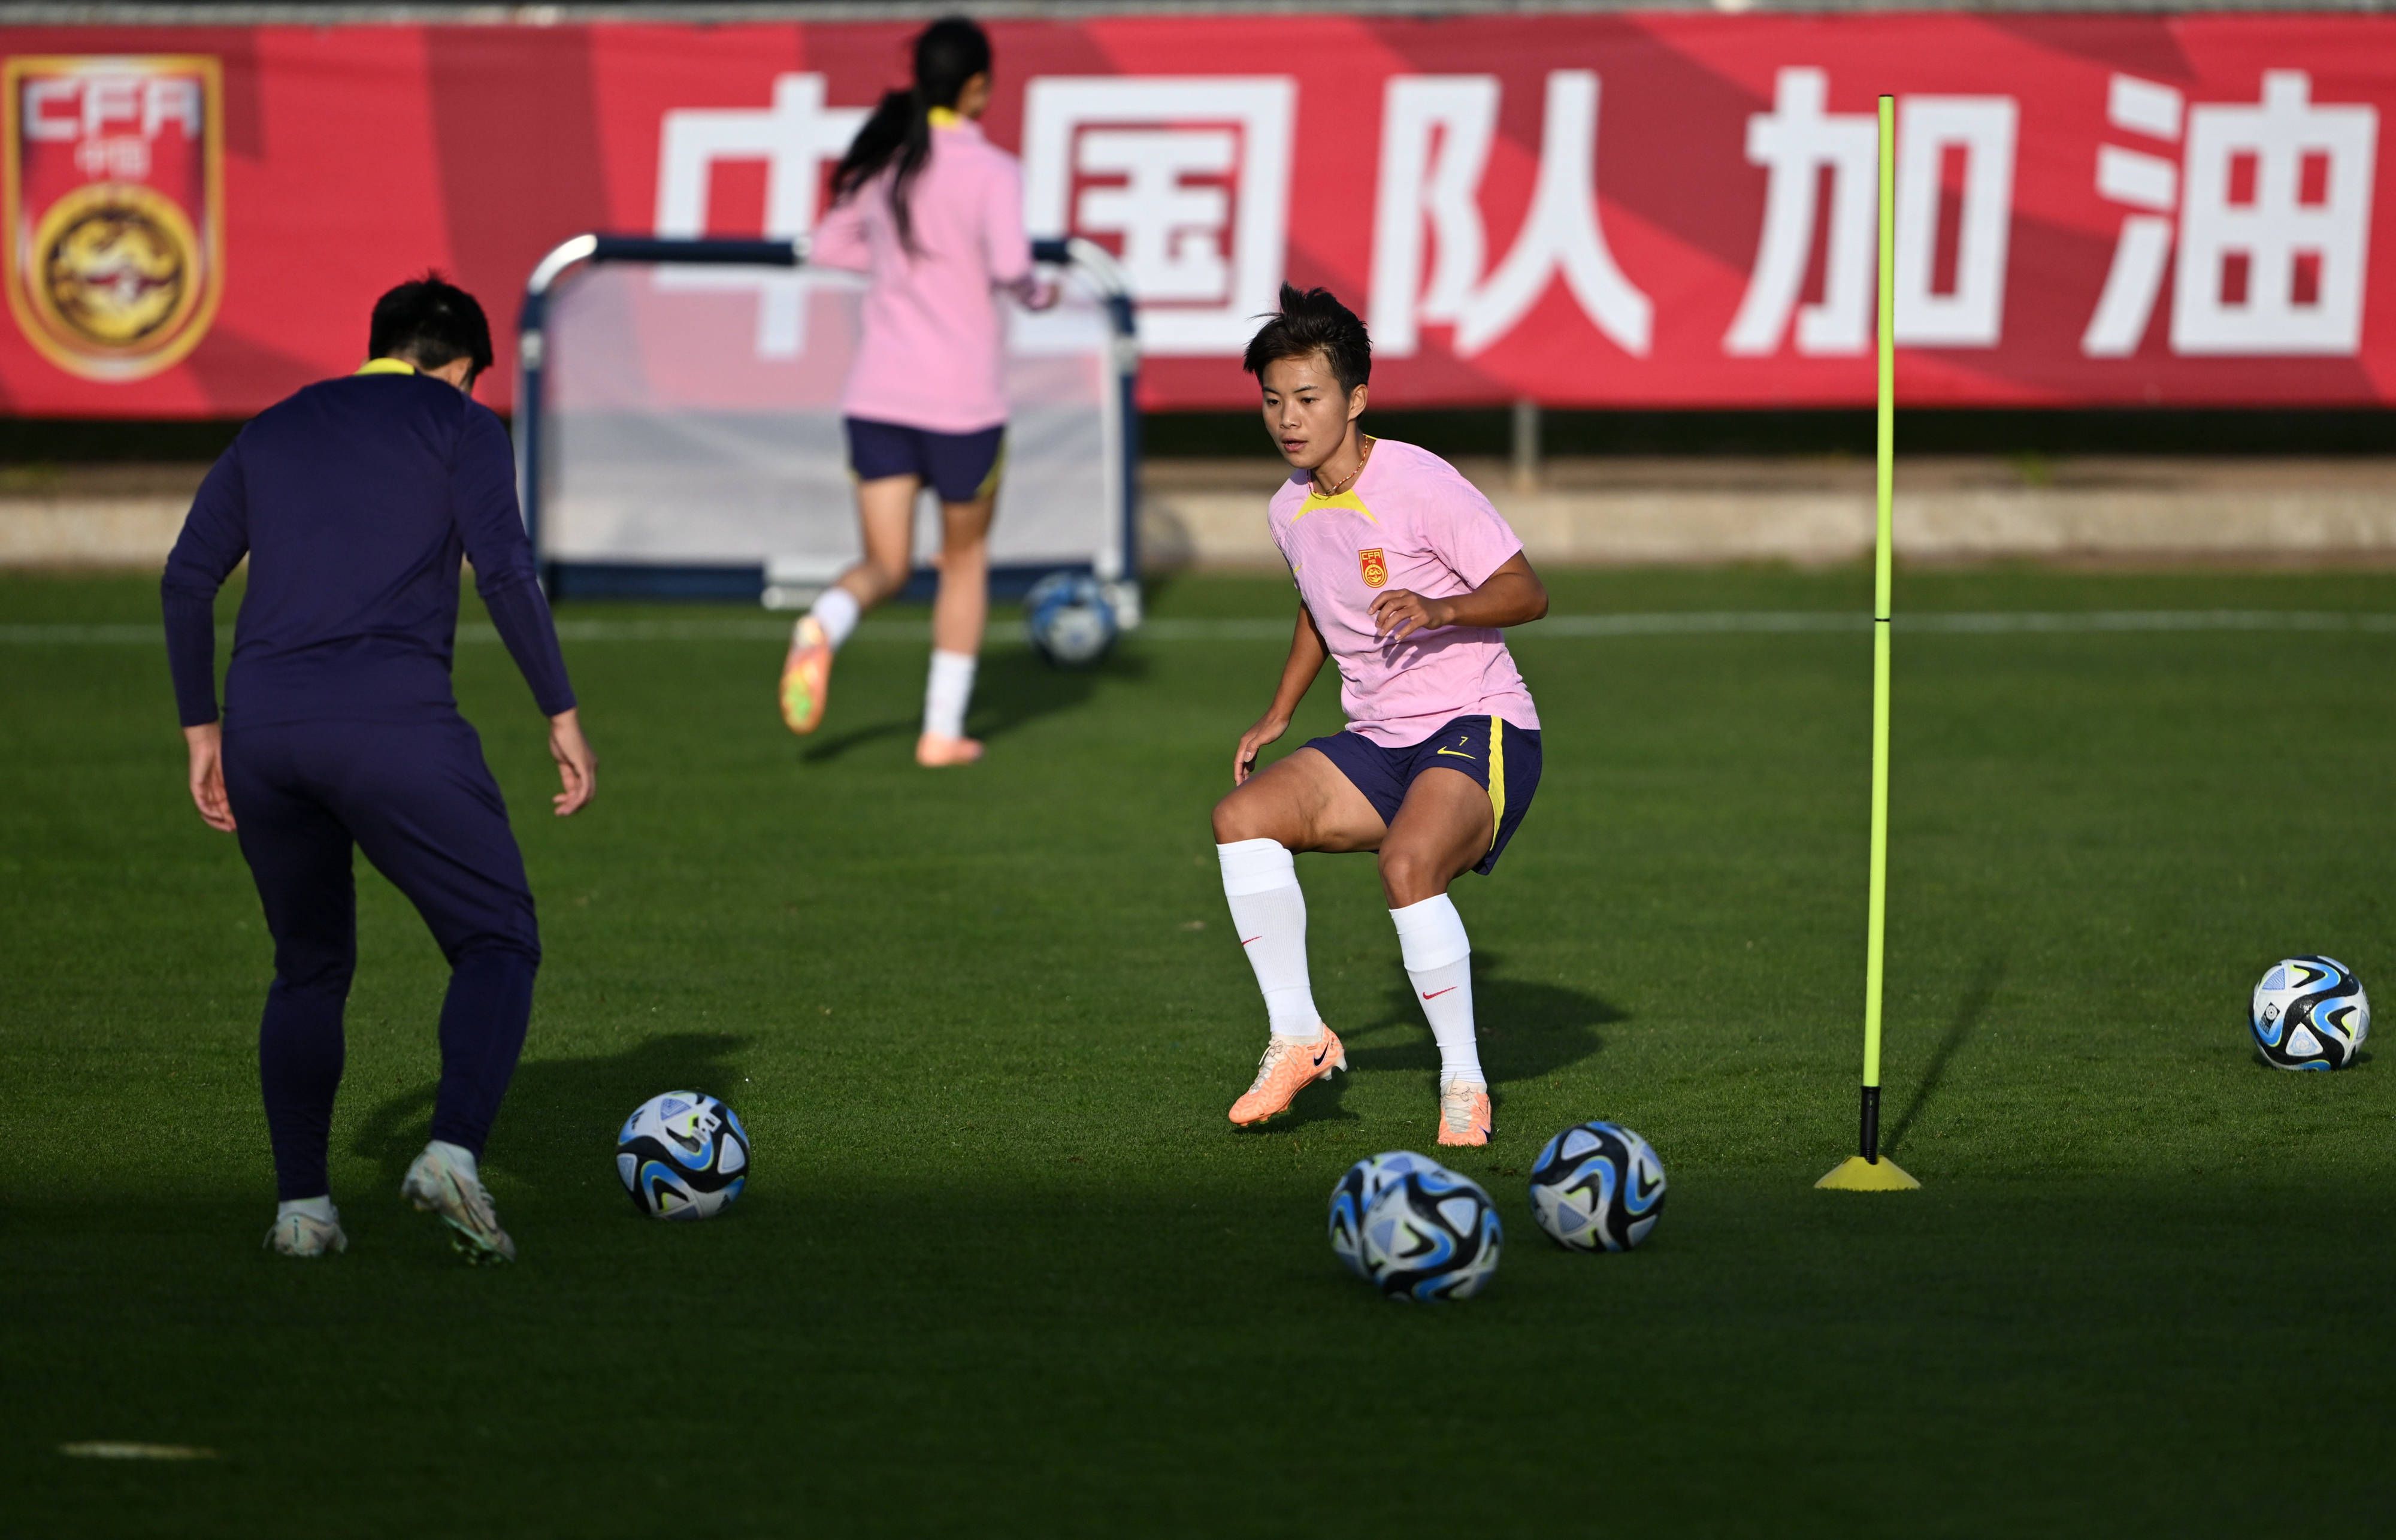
[1435,748,1476,760]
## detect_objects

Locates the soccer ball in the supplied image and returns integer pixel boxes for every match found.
[2251,957,2371,1071]
[1529,1121,1667,1252]
[1327,1150,1438,1278]
[1357,1165,1502,1301]
[616,1091,751,1218]
[1024,570,1118,667]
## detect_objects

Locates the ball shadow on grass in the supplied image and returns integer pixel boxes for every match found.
[2248,1048,2373,1070]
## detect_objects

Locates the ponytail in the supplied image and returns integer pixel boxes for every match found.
[827,15,993,255]
[831,88,933,250]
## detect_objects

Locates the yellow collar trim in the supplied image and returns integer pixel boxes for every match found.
[928,106,965,129]
[355,358,416,376]
[1291,487,1377,525]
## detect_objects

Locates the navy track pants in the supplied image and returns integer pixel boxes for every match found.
[223,715,540,1201]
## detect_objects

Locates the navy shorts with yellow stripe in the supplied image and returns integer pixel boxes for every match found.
[844,416,1006,504]
[1303,713,1544,876]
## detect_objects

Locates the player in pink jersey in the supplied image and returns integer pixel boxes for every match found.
[1211,286,1550,1147]
[778,16,1055,767]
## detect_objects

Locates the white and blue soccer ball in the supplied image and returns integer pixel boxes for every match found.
[1529,1121,1666,1252]
[617,1091,751,1218]
[1327,1150,1438,1279]
[2251,957,2370,1071]
[1357,1163,1502,1301]
[1024,570,1118,668]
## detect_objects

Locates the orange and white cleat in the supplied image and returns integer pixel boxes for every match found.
[779,616,834,734]
[915,733,985,767]
[1435,1082,1493,1147]
[1228,1027,1346,1127]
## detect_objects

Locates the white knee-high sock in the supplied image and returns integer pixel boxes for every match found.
[1391,894,1481,1088]
[1217,839,1324,1040]
[804,586,861,650]
[922,650,977,740]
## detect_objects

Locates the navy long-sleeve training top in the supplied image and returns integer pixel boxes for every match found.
[162,364,574,730]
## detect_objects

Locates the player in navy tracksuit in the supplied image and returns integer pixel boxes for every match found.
[162,275,594,1264]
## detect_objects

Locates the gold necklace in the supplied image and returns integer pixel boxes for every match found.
[1312,435,1374,498]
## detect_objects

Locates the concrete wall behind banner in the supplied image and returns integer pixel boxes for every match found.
[5,10,2396,418]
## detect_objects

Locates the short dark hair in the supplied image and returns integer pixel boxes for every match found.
[1242,283,1371,398]
[368,273,494,379]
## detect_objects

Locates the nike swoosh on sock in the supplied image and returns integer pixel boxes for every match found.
[1421,986,1458,1000]
[1240,935,1262,946]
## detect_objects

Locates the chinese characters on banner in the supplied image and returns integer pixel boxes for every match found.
[2084,71,2377,357]
[0,12,2389,415]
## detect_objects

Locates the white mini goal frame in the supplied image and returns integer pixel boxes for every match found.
[514,232,1140,605]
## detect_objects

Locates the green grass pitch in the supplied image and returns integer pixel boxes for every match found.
[5,565,2393,1536]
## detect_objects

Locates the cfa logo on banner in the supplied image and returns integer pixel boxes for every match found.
[2,56,223,381]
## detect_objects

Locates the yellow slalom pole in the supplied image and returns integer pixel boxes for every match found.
[1820,95,1919,1193]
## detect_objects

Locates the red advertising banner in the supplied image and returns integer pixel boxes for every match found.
[1,13,2391,416]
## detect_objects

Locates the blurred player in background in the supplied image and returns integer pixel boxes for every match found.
[1209,286,1548,1148]
[162,276,594,1263]
[779,15,1057,766]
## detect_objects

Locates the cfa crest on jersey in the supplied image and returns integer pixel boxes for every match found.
[3,56,225,381]
[1359,547,1388,588]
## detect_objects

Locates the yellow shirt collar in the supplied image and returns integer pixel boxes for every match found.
[1291,488,1377,525]
[927,107,964,129]
[355,358,416,376]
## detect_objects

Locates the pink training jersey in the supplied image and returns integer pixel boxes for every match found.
[809,116,1039,434]
[1267,439,1541,748]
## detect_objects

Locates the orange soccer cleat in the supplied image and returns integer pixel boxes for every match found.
[779,616,834,735]
[1435,1082,1493,1147]
[1228,1027,1346,1127]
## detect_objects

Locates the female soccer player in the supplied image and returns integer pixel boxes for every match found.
[778,16,1055,766]
[1210,286,1548,1148]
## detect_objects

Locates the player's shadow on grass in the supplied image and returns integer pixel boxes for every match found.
[1347,951,1620,1085]
[798,716,918,763]
[353,1030,750,1196]
[1884,956,2002,1158]
[801,643,1151,763]
[973,642,1149,744]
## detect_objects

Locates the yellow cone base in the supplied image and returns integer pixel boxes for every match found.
[1816,1154,1920,1191]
